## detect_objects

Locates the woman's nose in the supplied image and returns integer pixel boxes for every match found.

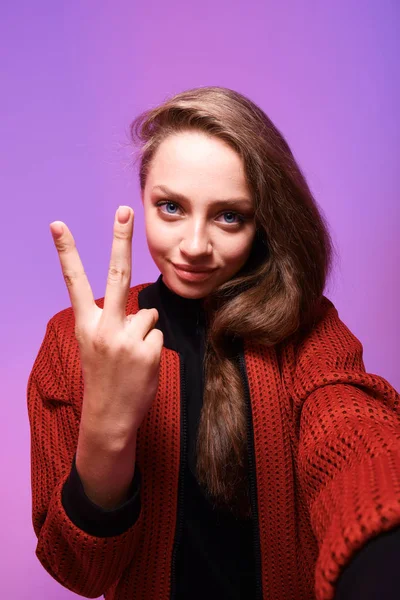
[179,223,212,257]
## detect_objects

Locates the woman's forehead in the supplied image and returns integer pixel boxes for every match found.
[145,131,251,199]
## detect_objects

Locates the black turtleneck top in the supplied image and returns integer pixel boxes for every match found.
[156,276,256,599]
[61,275,400,600]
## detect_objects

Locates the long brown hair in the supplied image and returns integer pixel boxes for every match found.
[130,86,335,518]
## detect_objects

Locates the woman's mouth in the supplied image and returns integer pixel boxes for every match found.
[172,264,217,282]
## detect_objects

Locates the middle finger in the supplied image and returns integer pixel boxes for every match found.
[103,206,134,324]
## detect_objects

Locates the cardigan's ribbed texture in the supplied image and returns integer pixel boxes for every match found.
[27,282,400,600]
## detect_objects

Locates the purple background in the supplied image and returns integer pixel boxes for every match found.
[1,1,398,597]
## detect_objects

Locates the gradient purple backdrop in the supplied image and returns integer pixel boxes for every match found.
[1,1,398,597]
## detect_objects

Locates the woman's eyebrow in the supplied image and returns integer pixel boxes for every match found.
[152,184,253,209]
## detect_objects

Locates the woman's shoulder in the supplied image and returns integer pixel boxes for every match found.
[298,294,361,354]
[285,294,361,357]
[277,295,363,376]
[277,294,367,400]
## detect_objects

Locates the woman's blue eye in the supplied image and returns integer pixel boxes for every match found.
[223,212,239,224]
[156,201,180,215]
[156,201,244,225]
[165,202,178,214]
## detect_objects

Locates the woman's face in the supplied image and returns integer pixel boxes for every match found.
[142,130,257,299]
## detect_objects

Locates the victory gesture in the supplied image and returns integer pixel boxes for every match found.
[49,206,163,452]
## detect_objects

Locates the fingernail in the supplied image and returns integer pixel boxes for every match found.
[50,222,64,239]
[117,206,131,224]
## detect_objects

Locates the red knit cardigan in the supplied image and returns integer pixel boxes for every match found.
[27,283,400,600]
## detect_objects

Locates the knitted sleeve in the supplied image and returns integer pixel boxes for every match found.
[292,300,400,600]
[27,316,144,598]
[61,451,141,537]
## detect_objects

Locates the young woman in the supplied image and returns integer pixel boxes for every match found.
[28,87,400,600]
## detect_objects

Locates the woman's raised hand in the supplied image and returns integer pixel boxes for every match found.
[49,206,164,444]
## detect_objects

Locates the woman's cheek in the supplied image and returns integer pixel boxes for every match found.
[146,217,170,247]
[221,235,252,264]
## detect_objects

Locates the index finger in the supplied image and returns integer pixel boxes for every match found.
[49,221,96,324]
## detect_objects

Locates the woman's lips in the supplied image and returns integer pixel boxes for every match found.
[172,264,216,282]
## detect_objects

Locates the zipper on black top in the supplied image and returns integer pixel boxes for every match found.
[238,352,263,600]
[170,354,187,599]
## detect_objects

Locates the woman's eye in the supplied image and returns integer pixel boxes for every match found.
[219,212,244,225]
[156,201,245,225]
[156,201,180,215]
